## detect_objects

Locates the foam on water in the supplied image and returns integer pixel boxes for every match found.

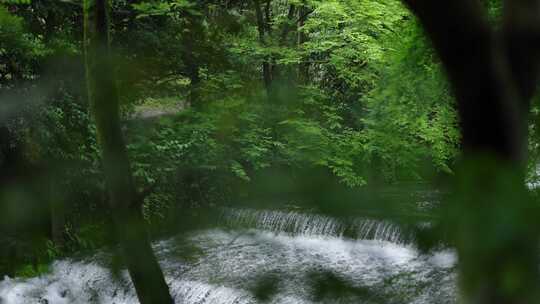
[0,209,457,304]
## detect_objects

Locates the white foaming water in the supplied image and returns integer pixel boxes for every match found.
[0,260,140,304]
[0,209,457,304]
[222,208,411,244]
[222,209,345,237]
[352,218,404,244]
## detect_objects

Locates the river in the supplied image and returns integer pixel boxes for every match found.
[0,208,457,304]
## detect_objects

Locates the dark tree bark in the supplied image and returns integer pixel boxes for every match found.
[403,1,524,162]
[181,17,202,107]
[401,0,540,303]
[270,4,297,83]
[253,1,312,91]
[49,175,66,249]
[83,1,174,303]
[279,4,297,46]
[264,0,272,35]
[297,1,311,85]
[253,0,273,94]
[502,1,540,103]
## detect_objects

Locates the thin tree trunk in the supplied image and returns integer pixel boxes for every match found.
[401,1,540,303]
[297,1,310,85]
[264,0,272,35]
[182,24,201,107]
[83,1,174,303]
[270,4,297,83]
[50,175,66,249]
[254,0,272,94]
[279,4,296,45]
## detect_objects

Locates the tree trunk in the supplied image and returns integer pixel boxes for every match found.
[264,0,272,35]
[83,1,174,303]
[182,30,201,107]
[253,0,272,94]
[297,2,310,85]
[279,4,296,45]
[49,175,66,249]
[181,13,203,108]
[401,1,540,303]
[270,4,297,84]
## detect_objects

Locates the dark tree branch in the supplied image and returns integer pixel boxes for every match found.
[402,0,523,163]
[502,0,540,106]
[296,8,313,25]
[401,1,540,303]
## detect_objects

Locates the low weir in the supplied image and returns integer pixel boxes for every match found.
[0,208,457,304]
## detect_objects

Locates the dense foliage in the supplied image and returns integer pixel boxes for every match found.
[0,0,467,278]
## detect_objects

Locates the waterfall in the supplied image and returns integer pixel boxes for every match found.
[221,208,413,244]
[0,208,456,304]
[222,208,344,237]
[353,218,404,244]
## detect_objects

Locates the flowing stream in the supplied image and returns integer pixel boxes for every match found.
[0,208,457,304]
